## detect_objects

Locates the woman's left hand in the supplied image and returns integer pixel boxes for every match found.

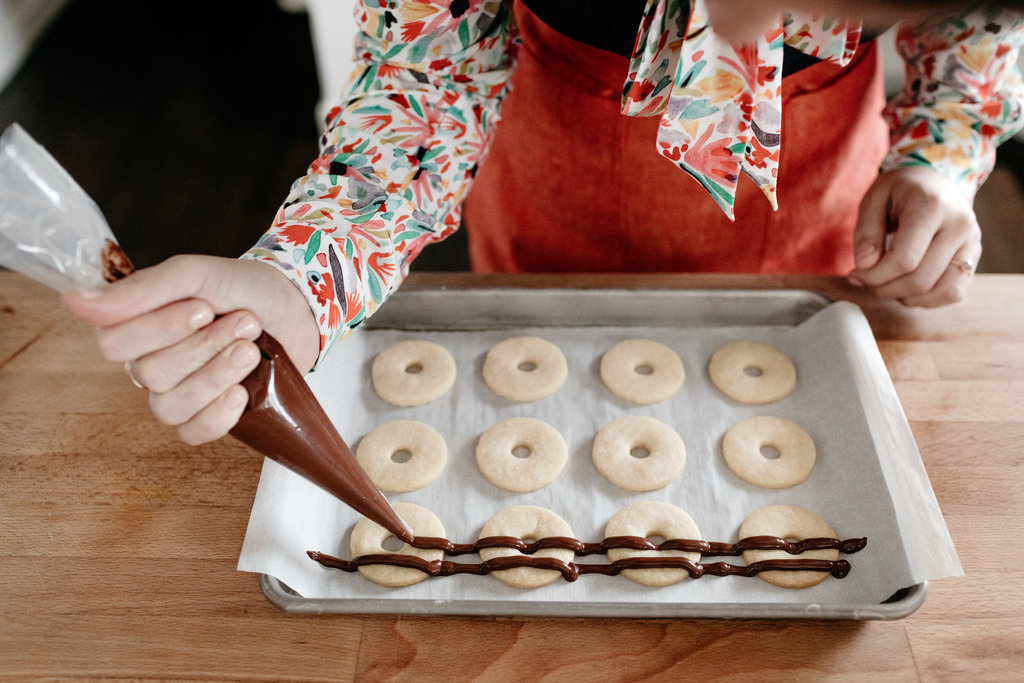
[847,166,981,307]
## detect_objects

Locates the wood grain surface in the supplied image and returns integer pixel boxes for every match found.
[1,271,1022,681]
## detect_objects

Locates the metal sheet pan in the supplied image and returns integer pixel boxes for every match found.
[255,287,929,620]
[260,574,926,620]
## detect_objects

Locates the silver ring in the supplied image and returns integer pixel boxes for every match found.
[124,360,146,390]
[951,258,975,275]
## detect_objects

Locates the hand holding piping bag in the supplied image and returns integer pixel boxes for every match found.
[0,123,413,543]
[0,123,296,442]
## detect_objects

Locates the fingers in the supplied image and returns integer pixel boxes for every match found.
[126,310,261,393]
[149,339,261,444]
[107,304,265,446]
[93,299,215,363]
[176,385,251,446]
[867,224,972,302]
[149,338,259,426]
[64,254,319,375]
[899,246,979,308]
[855,208,950,300]
[848,167,980,307]
[115,310,263,446]
[849,174,945,290]
[62,254,211,328]
[850,169,893,273]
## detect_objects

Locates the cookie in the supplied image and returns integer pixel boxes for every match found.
[605,501,702,586]
[478,505,574,589]
[476,417,568,492]
[739,504,839,589]
[349,502,445,587]
[371,339,456,406]
[708,341,796,404]
[721,416,816,489]
[600,339,685,404]
[592,416,686,491]
[482,336,568,402]
[355,420,448,493]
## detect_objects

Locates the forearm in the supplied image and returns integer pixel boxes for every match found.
[881,6,1024,198]
[243,1,513,366]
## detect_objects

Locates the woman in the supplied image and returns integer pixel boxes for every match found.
[65,0,1024,445]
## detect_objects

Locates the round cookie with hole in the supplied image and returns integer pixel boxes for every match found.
[349,501,445,587]
[476,417,568,492]
[371,339,456,407]
[600,339,685,404]
[721,416,816,489]
[605,501,703,586]
[356,420,448,493]
[482,336,568,402]
[739,504,840,589]
[592,416,687,491]
[708,341,796,404]
[478,505,575,589]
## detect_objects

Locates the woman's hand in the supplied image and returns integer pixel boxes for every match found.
[847,166,981,307]
[62,255,320,445]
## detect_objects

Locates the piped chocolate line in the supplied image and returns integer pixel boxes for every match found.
[307,551,855,582]
[308,534,865,582]
[406,534,867,556]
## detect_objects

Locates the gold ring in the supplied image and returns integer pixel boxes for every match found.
[124,360,146,390]
[951,258,975,275]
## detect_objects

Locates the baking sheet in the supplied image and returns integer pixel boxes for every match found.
[237,289,961,617]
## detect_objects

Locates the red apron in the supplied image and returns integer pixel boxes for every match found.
[463,1,890,275]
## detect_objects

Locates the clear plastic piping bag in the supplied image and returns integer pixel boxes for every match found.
[0,123,131,291]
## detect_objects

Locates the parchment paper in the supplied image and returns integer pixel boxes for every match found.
[238,299,962,609]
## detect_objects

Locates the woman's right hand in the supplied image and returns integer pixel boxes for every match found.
[62,255,320,445]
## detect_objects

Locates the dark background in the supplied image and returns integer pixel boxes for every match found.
[0,0,1019,273]
[0,0,469,271]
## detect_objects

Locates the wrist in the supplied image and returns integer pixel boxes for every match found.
[236,258,321,373]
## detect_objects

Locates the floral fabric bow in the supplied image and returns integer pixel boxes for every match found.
[622,0,862,218]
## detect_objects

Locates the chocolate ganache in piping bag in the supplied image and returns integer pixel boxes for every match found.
[229,332,414,543]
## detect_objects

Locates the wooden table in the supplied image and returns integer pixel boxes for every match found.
[2,271,1022,680]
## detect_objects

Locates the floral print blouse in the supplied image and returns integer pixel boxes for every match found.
[243,0,1024,366]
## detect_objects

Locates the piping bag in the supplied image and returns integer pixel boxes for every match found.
[0,123,413,543]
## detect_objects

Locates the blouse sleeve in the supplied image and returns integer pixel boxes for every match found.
[242,1,514,366]
[880,6,1024,198]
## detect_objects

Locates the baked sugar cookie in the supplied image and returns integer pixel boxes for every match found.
[479,505,574,589]
[476,417,568,492]
[372,339,456,406]
[356,420,448,493]
[600,339,685,404]
[482,336,567,402]
[708,341,796,404]
[721,416,816,489]
[592,416,686,491]
[349,502,444,587]
[605,501,702,586]
[739,505,839,589]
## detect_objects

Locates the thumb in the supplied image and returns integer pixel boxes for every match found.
[62,255,207,328]
[850,179,892,273]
